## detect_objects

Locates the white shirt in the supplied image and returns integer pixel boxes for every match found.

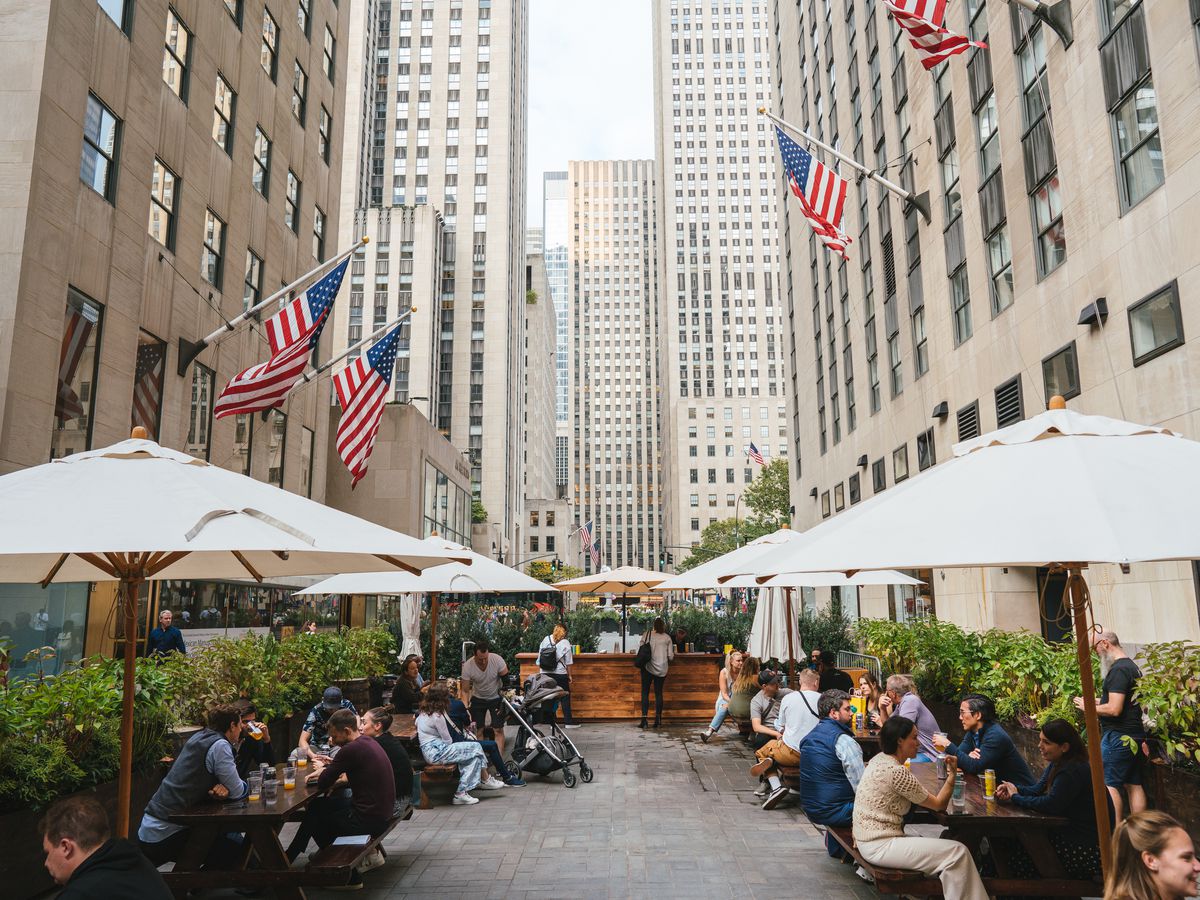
[777,689,822,751]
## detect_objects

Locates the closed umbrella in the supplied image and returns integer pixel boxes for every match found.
[399,595,422,659]
[0,434,467,835]
[554,566,668,651]
[735,397,1200,874]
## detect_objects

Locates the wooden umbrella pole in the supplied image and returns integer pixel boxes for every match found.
[116,573,142,838]
[429,591,440,681]
[784,588,797,687]
[1066,566,1113,876]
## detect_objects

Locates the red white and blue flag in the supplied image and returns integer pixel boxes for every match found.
[577,520,600,568]
[774,127,852,261]
[884,0,986,70]
[590,540,601,570]
[747,442,766,466]
[214,259,348,419]
[332,320,406,486]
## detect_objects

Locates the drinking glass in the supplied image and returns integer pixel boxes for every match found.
[263,778,279,804]
[295,752,308,769]
[247,773,262,801]
[284,765,296,790]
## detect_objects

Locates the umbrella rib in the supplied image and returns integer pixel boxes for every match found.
[39,553,69,588]
[376,554,421,576]
[231,550,264,583]
[146,551,189,578]
[77,552,120,578]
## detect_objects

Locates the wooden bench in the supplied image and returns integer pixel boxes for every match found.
[415,762,459,808]
[777,763,801,793]
[305,806,412,883]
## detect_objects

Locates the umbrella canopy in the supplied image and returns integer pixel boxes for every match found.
[746,587,806,665]
[719,570,926,589]
[552,565,668,595]
[726,398,1200,875]
[655,528,804,590]
[0,436,467,836]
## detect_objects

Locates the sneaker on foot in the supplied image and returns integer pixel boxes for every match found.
[699,729,712,743]
[761,786,790,810]
[855,865,875,883]
[504,775,527,786]
[476,777,505,791]
[357,848,385,874]
[563,723,582,729]
[749,758,775,778]
[329,870,364,891]
[753,782,769,797]
[452,792,480,805]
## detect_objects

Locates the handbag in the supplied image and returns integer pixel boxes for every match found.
[634,635,652,669]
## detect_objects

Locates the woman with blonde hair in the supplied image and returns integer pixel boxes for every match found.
[538,622,577,727]
[699,650,743,743]
[1104,810,1199,900]
[726,655,762,724]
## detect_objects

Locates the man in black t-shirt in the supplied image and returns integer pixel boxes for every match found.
[1073,629,1147,823]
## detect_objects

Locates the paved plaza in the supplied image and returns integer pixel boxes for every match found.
[276,723,874,899]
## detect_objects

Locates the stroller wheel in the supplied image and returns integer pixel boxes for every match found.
[505,760,521,779]
[562,770,577,788]
[579,763,594,783]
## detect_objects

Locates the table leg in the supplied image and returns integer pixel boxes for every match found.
[248,823,307,900]
[167,825,219,899]
[1017,829,1068,878]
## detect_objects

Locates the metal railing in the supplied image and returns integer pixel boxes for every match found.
[837,650,882,682]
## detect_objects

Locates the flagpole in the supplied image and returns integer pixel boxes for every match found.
[760,109,931,224]
[1002,0,1072,46]
[176,237,369,376]
[279,305,418,398]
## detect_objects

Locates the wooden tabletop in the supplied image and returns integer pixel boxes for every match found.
[907,762,1068,826]
[168,769,320,824]
[390,713,417,740]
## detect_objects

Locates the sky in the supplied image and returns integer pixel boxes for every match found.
[526,0,655,226]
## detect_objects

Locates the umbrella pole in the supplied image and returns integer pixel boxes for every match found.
[429,591,440,681]
[117,575,141,838]
[1066,566,1113,876]
[621,594,627,653]
[784,588,797,686]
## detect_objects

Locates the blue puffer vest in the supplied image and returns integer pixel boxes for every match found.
[798,717,856,823]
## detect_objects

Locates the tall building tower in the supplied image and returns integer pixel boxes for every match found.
[651,0,790,566]
[543,171,571,498]
[569,160,661,571]
[771,0,1200,644]
[335,0,530,555]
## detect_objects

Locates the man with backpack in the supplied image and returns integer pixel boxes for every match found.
[538,624,579,727]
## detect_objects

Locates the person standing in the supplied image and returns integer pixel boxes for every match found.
[41,796,171,899]
[460,639,509,755]
[1104,810,1200,900]
[638,617,674,729]
[1075,629,1147,824]
[538,624,578,727]
[815,651,854,693]
[699,650,743,743]
[876,674,940,762]
[146,610,185,657]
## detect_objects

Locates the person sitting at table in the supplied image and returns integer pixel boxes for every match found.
[1104,810,1200,900]
[415,682,494,805]
[137,704,248,869]
[285,709,396,887]
[699,649,743,743]
[726,655,761,724]
[750,668,820,809]
[295,686,358,761]
[876,674,940,762]
[856,671,884,724]
[853,715,988,900]
[800,689,865,859]
[993,717,1114,883]
[748,670,793,751]
[932,693,1033,787]
[42,795,172,899]
[391,656,427,714]
[361,706,416,818]
[813,649,854,693]
[233,699,273,778]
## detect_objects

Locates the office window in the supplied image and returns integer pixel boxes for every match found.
[147,158,177,249]
[285,170,300,232]
[292,61,307,124]
[976,93,1001,180]
[546,537,556,552]
[1032,175,1066,277]
[318,106,331,163]
[893,444,910,483]
[1041,341,1080,401]
[98,0,131,33]
[252,127,271,197]
[530,536,539,553]
[1109,77,1162,209]
[950,265,972,344]
[912,307,928,377]
[223,0,242,26]
[243,250,262,311]
[52,289,104,457]
[988,226,1013,316]
[313,207,326,260]
[162,9,191,101]
[234,413,254,475]
[81,93,120,202]
[261,7,278,79]
[995,375,1024,427]
[186,363,215,459]
[848,472,861,505]
[267,410,287,487]
[1128,281,1184,366]
[323,26,336,80]
[871,458,886,493]
[213,74,236,152]
[298,0,311,37]
[834,482,845,512]
[300,427,315,497]
[201,209,225,288]
[131,330,166,439]
[821,491,831,519]
[916,428,936,471]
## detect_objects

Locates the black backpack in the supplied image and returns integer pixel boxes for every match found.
[538,637,559,671]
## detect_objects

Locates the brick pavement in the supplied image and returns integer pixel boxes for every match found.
[278,722,879,899]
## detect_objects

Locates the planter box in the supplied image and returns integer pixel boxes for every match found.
[0,765,167,899]
[333,677,371,712]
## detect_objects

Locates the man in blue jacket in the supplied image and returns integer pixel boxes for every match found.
[799,689,864,858]
[146,609,186,656]
[933,694,1033,787]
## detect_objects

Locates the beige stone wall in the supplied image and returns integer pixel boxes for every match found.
[523,252,556,502]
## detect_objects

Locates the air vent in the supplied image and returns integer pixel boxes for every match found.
[956,401,980,441]
[995,376,1024,427]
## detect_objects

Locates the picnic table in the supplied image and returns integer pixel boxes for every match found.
[850,726,881,760]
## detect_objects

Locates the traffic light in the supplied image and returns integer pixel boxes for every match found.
[659,552,666,568]
[551,557,561,572]
[667,552,675,565]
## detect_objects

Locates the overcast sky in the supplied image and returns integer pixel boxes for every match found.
[526,0,655,226]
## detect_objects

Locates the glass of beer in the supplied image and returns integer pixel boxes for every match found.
[247,773,262,801]
[284,765,296,790]
[295,752,308,769]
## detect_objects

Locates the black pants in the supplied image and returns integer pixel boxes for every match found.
[140,828,246,870]
[469,696,505,730]
[543,672,573,724]
[640,669,665,721]
[286,796,387,861]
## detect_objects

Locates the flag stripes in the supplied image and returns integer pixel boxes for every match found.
[332,321,405,486]
[773,127,853,260]
[884,0,987,70]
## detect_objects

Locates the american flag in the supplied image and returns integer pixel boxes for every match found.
[131,341,165,436]
[577,521,601,569]
[747,442,766,465]
[590,539,601,570]
[884,0,986,70]
[774,127,853,260]
[213,260,348,419]
[56,303,97,422]
[332,321,405,486]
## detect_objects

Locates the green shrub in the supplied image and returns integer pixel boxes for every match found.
[799,607,856,663]
[1136,641,1200,765]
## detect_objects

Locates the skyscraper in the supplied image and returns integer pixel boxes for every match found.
[570,160,661,571]
[651,0,790,565]
[543,171,571,497]
[335,0,529,554]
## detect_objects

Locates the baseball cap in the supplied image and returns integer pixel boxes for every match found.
[322,686,344,709]
[758,670,780,686]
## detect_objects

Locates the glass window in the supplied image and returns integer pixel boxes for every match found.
[234,413,254,475]
[252,126,271,197]
[186,363,214,459]
[298,0,311,37]
[1032,174,1066,277]
[834,482,845,511]
[546,537,556,552]
[889,570,936,622]
[300,426,315,497]
[131,330,166,439]
[893,444,910,483]
[1017,24,1048,129]
[911,307,928,377]
[848,472,861,504]
[988,226,1014,316]
[1128,281,1184,366]
[821,491,831,518]
[98,0,130,33]
[224,0,242,26]
[285,170,301,232]
[313,207,326,260]
[201,209,225,287]
[243,249,262,311]
[261,7,278,79]
[940,146,961,222]
[530,510,539,527]
[148,158,177,248]
[323,25,336,81]
[213,74,236,152]
[162,9,191,101]
[530,536,539,552]
[0,584,90,681]
[1041,341,1080,401]
[81,93,120,202]
[52,289,103,459]
[951,265,972,344]
[1100,0,1138,34]
[267,409,287,487]
[318,105,331,163]
[916,427,936,471]
[871,457,886,493]
[1112,80,1163,209]
[292,61,307,124]
[975,92,1000,180]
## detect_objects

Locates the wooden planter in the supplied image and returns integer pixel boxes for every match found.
[333,677,371,712]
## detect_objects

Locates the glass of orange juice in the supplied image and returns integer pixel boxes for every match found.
[284,766,296,790]
[247,773,262,801]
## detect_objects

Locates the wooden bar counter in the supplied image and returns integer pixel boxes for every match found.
[517,652,723,721]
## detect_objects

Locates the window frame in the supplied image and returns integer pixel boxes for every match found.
[261,7,279,80]
[81,92,121,203]
[213,73,236,154]
[186,362,215,460]
[223,0,242,28]
[201,209,226,289]
[52,287,105,458]
[267,409,287,488]
[1127,280,1184,367]
[252,126,271,198]
[313,206,326,260]
[298,0,311,39]
[131,330,167,440]
[98,0,133,35]
[871,457,886,493]
[147,157,178,250]
[285,170,301,233]
[1041,340,1081,401]
[892,443,910,483]
[243,249,263,312]
[1108,74,1163,212]
[1030,172,1066,279]
[323,25,336,82]
[292,61,308,125]
[162,7,192,102]
[318,105,331,163]
[950,264,973,345]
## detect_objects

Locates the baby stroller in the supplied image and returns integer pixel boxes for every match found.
[500,673,593,788]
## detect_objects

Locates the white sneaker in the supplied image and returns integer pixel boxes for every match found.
[476,777,505,791]
[357,848,386,873]
[452,792,479,805]
[563,723,582,729]
[855,865,875,883]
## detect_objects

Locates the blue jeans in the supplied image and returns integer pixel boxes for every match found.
[421,737,485,793]
[709,697,730,731]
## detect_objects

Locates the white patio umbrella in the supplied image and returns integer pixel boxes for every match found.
[0,435,468,835]
[398,595,422,659]
[294,536,554,678]
[736,397,1200,874]
[554,565,668,651]
[654,527,805,591]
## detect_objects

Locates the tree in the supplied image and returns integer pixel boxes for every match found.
[676,517,775,572]
[526,561,583,584]
[471,499,488,524]
[742,458,790,528]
